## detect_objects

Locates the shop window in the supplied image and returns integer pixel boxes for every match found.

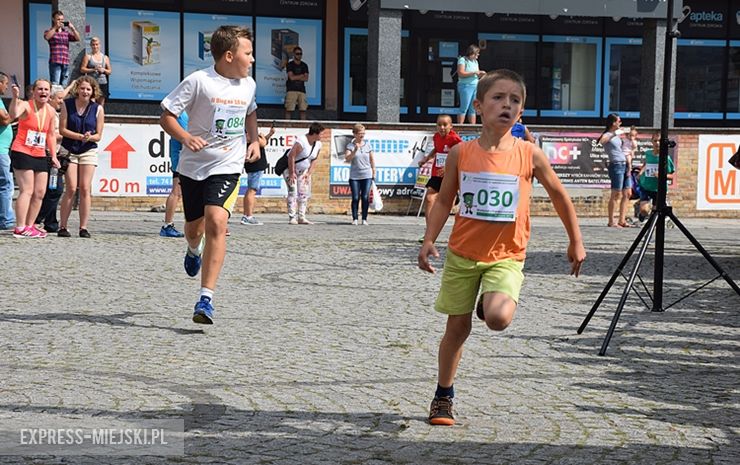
[539,36,601,117]
[343,28,408,113]
[477,33,538,117]
[675,39,725,120]
[727,41,740,119]
[604,38,642,118]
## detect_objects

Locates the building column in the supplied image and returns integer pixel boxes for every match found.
[367,0,402,122]
[52,0,86,83]
[639,19,676,128]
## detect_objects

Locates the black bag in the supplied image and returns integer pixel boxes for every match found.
[730,148,740,170]
[273,149,291,176]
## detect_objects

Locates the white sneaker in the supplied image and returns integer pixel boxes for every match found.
[362,220,369,226]
[352,219,358,225]
[240,215,263,225]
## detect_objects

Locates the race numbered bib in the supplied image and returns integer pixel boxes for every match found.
[435,153,447,169]
[26,130,46,148]
[644,163,658,178]
[459,171,520,222]
[211,105,245,139]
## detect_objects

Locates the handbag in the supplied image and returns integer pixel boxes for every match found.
[370,181,383,211]
[274,141,317,176]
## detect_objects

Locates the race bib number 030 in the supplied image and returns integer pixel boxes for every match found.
[459,171,519,222]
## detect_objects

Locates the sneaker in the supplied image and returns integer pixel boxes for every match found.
[351,219,358,226]
[192,296,214,324]
[297,217,313,225]
[429,396,455,426]
[184,249,202,277]
[12,227,27,238]
[240,215,263,225]
[289,217,299,225]
[57,228,71,238]
[23,226,47,238]
[362,220,369,226]
[79,228,91,238]
[160,224,184,238]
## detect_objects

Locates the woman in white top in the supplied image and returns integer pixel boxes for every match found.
[80,37,111,107]
[284,122,325,224]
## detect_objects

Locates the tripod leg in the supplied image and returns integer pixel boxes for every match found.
[599,213,660,355]
[667,211,740,295]
[578,210,658,334]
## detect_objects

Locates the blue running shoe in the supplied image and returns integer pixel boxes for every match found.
[160,224,184,238]
[193,296,214,324]
[184,249,202,277]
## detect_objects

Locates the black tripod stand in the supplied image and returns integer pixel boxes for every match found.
[577,0,740,355]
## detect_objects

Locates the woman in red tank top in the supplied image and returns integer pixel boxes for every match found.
[8,79,59,238]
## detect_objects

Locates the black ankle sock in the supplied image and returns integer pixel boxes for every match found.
[435,384,454,399]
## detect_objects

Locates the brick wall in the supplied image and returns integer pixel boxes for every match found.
[92,119,740,219]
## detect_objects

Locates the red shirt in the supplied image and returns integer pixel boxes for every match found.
[431,130,462,177]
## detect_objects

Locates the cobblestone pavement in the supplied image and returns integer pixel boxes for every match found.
[0,212,738,465]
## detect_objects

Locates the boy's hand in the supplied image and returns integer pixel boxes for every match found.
[568,241,586,277]
[418,241,440,274]
[183,134,207,152]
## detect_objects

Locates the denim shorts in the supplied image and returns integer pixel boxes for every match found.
[608,162,632,191]
[245,171,262,190]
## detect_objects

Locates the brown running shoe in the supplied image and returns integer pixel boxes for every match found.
[428,396,455,426]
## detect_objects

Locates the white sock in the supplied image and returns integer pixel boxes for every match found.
[200,288,214,302]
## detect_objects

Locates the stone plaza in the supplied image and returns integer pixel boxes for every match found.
[0,212,738,464]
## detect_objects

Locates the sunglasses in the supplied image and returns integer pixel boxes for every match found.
[294,52,302,56]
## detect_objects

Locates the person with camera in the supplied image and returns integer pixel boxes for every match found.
[44,10,81,86]
[58,76,104,238]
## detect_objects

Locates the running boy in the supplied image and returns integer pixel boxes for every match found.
[160,26,259,324]
[418,69,586,426]
[417,114,462,222]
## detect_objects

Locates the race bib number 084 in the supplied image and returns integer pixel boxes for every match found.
[459,171,519,222]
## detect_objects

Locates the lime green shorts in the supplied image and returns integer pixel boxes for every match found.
[434,251,525,315]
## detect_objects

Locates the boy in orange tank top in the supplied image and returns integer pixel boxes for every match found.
[418,69,586,426]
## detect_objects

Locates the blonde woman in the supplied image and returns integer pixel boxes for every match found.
[344,123,375,225]
[80,37,111,106]
[58,76,104,238]
[8,79,59,238]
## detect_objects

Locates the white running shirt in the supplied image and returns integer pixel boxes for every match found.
[161,66,257,180]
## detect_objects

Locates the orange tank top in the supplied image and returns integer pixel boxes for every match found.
[11,101,54,158]
[448,138,534,263]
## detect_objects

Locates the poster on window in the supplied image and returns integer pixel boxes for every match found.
[183,13,253,79]
[107,9,181,100]
[696,135,740,210]
[254,17,322,106]
[28,4,105,85]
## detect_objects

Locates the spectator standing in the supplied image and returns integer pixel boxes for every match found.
[284,122,324,225]
[0,73,14,230]
[44,10,81,86]
[343,123,375,225]
[8,79,60,238]
[599,113,631,228]
[58,76,105,238]
[80,37,111,107]
[36,83,73,232]
[284,47,309,120]
[160,111,188,238]
[241,124,275,226]
[456,44,485,125]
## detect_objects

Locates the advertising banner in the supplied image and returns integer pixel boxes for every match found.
[108,9,181,100]
[28,4,105,85]
[94,124,291,198]
[696,135,740,210]
[183,13,253,79]
[254,17,322,106]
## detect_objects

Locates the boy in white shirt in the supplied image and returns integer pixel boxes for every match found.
[160,26,260,324]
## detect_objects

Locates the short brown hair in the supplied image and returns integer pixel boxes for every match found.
[210,26,252,62]
[308,122,325,135]
[476,69,527,102]
[71,75,101,100]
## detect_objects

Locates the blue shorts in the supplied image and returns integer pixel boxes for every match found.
[245,171,262,191]
[608,162,632,191]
